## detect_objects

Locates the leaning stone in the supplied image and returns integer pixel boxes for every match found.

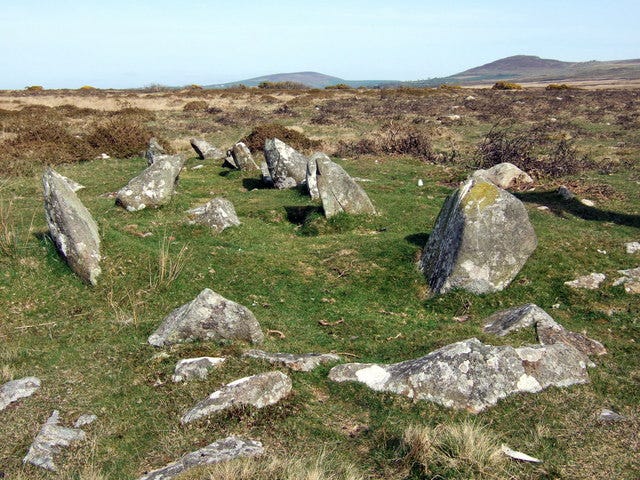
[328,338,590,413]
[264,138,308,188]
[472,162,533,189]
[306,154,322,200]
[564,273,606,290]
[137,436,263,480]
[598,408,626,422]
[260,161,274,186]
[116,155,184,212]
[612,267,640,294]
[43,168,101,285]
[23,410,86,472]
[172,357,226,383]
[230,142,259,171]
[148,288,264,347]
[181,371,291,424]
[145,137,166,165]
[190,138,225,160]
[312,154,376,218]
[186,197,240,233]
[625,242,640,254]
[0,377,41,411]
[243,350,341,372]
[419,178,537,295]
[73,414,97,428]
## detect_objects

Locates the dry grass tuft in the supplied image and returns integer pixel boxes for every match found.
[148,235,190,291]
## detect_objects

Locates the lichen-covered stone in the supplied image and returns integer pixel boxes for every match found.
[243,350,341,372]
[264,138,308,188]
[0,377,40,411]
[172,357,226,382]
[419,178,537,295]
[613,267,640,294]
[181,371,291,424]
[145,137,166,165]
[190,138,225,160]
[312,154,376,218]
[23,410,86,471]
[43,168,101,285]
[186,197,240,233]
[148,288,264,347]
[305,153,323,200]
[329,338,590,413]
[472,162,533,189]
[116,155,184,211]
[137,436,263,480]
[564,272,606,290]
[230,142,259,170]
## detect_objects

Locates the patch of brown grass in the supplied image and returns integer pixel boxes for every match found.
[240,123,321,153]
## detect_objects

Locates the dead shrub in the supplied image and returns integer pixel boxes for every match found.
[492,81,523,90]
[258,81,308,90]
[240,123,321,152]
[183,100,209,112]
[86,117,155,158]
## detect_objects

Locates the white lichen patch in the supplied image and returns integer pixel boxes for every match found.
[355,365,391,390]
[517,374,542,392]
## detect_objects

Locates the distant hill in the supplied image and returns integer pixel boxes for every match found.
[205,71,400,89]
[409,55,640,86]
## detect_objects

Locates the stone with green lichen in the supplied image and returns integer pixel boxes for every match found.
[419,177,537,295]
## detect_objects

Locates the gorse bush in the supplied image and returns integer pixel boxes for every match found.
[240,123,321,152]
[86,117,155,158]
[546,83,575,90]
[492,81,523,90]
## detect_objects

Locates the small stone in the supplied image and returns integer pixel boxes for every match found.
[580,199,595,207]
[260,162,274,186]
[625,242,640,254]
[172,357,226,382]
[73,414,97,428]
[417,179,424,187]
[186,197,240,233]
[612,267,640,294]
[557,185,575,200]
[191,164,204,170]
[537,206,549,211]
[0,377,41,411]
[564,273,606,290]
[243,350,341,372]
[501,445,542,463]
[598,408,626,422]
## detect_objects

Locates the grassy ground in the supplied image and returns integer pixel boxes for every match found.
[0,86,639,479]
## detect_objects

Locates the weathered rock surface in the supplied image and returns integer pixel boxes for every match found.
[145,137,166,165]
[172,357,226,383]
[613,267,640,294]
[186,197,240,233]
[73,414,97,428]
[260,161,274,186]
[625,242,640,254]
[243,350,341,372]
[43,168,101,285]
[264,138,308,188]
[419,178,537,295]
[311,154,376,217]
[305,153,323,200]
[230,142,259,170]
[23,410,86,471]
[148,288,264,347]
[328,338,591,413]
[137,436,263,480]
[0,377,41,411]
[55,173,85,192]
[564,273,606,290]
[598,408,626,422]
[472,162,533,189]
[116,155,184,211]
[181,371,291,424]
[483,304,606,356]
[190,138,225,160]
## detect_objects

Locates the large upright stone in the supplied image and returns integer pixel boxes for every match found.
[230,142,259,171]
[43,168,101,286]
[190,138,225,160]
[264,138,308,189]
[148,288,264,347]
[116,155,184,212]
[312,154,376,217]
[186,197,240,233]
[419,178,537,295]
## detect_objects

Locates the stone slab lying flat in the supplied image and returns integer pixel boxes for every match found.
[0,377,41,411]
[172,357,226,382]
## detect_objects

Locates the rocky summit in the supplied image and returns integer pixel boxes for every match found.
[419,177,537,295]
[43,168,101,286]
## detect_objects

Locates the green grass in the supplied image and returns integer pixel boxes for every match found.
[1,90,640,479]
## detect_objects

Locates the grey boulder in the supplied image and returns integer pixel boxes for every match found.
[264,138,308,188]
[181,371,292,424]
[419,177,537,295]
[148,288,264,347]
[329,338,591,413]
[172,357,226,383]
[230,142,259,170]
[116,155,184,211]
[0,377,41,411]
[23,410,86,471]
[186,197,240,233]
[472,162,533,189]
[145,137,166,165]
[260,161,274,186]
[138,436,263,480]
[43,168,101,285]
[243,350,341,372]
[190,138,225,160]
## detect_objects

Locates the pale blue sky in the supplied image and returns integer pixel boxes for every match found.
[1,0,638,89]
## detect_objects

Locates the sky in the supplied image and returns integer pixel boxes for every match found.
[1,0,638,89]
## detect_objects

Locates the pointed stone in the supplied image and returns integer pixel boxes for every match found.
[43,168,101,285]
[186,197,240,233]
[145,137,166,165]
[230,142,259,171]
[264,138,308,188]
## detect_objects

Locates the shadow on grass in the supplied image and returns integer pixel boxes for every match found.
[242,178,270,190]
[517,191,640,228]
[284,205,323,225]
[405,232,430,247]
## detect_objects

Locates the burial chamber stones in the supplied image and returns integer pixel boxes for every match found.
[419,177,537,295]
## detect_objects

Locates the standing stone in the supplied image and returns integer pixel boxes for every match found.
[311,154,376,217]
[243,350,341,372]
[230,142,259,171]
[137,436,263,480]
[329,338,591,413]
[172,357,226,383]
[419,178,537,295]
[181,371,292,424]
[43,168,101,286]
[145,137,166,166]
[472,162,533,189]
[0,377,41,411]
[260,161,274,186]
[305,154,322,200]
[264,138,308,188]
[23,411,86,471]
[148,288,264,347]
[116,155,184,211]
[186,197,240,233]
[190,138,225,160]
